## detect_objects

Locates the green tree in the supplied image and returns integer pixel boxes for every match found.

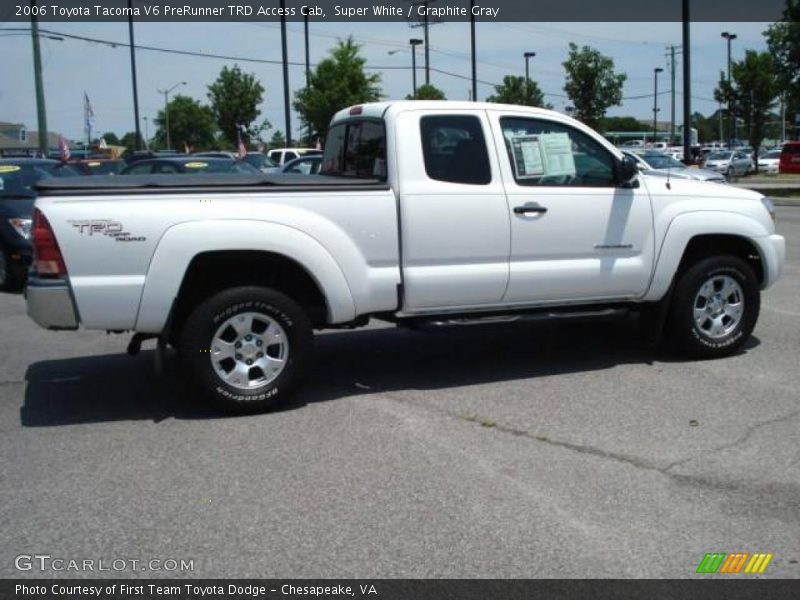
[101,132,120,146]
[715,50,780,170]
[119,131,142,155]
[563,43,627,130]
[406,83,446,100]
[153,95,217,152]
[765,0,800,139]
[486,75,548,108]
[268,130,287,149]
[598,116,649,133]
[207,64,269,147]
[293,38,382,141]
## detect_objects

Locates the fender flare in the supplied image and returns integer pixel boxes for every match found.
[134,220,356,333]
[644,211,772,302]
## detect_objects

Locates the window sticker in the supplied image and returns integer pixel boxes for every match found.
[539,132,576,177]
[0,165,21,173]
[509,135,544,179]
[184,162,208,169]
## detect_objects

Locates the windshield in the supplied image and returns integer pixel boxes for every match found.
[82,160,123,175]
[707,152,732,160]
[764,151,782,159]
[641,154,684,169]
[0,162,78,197]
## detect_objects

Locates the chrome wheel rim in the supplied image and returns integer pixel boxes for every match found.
[210,312,288,390]
[693,275,744,339]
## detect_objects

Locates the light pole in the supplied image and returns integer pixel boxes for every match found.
[721,31,737,148]
[653,67,664,144]
[524,51,536,105]
[128,0,141,150]
[30,0,48,157]
[410,38,423,98]
[157,81,185,151]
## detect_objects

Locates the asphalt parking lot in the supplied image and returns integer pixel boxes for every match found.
[1,207,798,579]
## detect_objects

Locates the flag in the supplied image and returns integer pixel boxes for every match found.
[98,138,107,149]
[184,141,191,154]
[83,92,95,132]
[58,135,71,162]
[237,127,247,159]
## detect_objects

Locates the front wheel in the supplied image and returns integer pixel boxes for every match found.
[178,286,313,413]
[668,256,760,359]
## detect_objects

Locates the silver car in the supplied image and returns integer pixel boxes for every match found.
[704,151,752,177]
[623,151,726,184]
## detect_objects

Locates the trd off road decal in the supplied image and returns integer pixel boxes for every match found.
[68,219,146,242]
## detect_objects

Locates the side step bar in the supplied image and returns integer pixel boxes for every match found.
[404,307,631,330]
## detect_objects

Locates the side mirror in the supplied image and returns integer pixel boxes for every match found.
[618,155,639,186]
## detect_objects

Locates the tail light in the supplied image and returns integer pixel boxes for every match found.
[32,208,67,278]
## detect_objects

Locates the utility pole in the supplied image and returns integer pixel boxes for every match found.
[682,0,691,163]
[423,1,430,85]
[128,0,142,150]
[410,38,423,98]
[669,45,676,146]
[470,0,476,102]
[30,0,48,157]
[780,94,786,142]
[280,0,291,144]
[304,13,310,88]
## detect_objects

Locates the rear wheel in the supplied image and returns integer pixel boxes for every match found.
[668,256,760,358]
[178,286,313,413]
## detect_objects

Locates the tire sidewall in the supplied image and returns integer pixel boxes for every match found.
[672,257,759,356]
[181,287,313,412]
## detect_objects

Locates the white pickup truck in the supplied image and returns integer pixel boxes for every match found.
[26,101,786,412]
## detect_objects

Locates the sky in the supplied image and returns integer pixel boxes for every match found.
[0,20,772,143]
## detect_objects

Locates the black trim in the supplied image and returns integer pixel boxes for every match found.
[36,173,390,197]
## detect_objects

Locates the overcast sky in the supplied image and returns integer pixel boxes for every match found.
[0,20,771,142]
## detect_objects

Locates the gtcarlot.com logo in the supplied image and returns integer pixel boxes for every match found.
[14,554,194,573]
[696,552,773,574]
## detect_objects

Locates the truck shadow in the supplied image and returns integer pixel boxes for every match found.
[21,318,760,426]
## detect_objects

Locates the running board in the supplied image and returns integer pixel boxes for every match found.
[404,307,630,329]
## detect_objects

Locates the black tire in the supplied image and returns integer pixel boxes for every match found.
[667,256,760,359]
[0,248,24,292]
[178,286,313,413]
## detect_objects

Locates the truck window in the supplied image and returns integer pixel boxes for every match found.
[500,117,616,187]
[321,120,387,180]
[420,115,491,185]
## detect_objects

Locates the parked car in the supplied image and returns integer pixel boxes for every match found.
[704,151,752,177]
[27,101,785,413]
[70,159,125,176]
[0,158,78,289]
[757,149,782,174]
[193,151,278,174]
[267,147,323,166]
[622,150,726,183]
[120,157,260,175]
[779,141,800,174]
[280,155,322,175]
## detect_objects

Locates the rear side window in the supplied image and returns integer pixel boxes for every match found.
[321,120,387,180]
[420,115,491,185]
[284,151,297,162]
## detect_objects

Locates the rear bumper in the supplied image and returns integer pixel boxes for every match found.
[25,277,79,330]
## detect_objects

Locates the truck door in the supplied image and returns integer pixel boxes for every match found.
[488,111,655,303]
[395,110,511,311]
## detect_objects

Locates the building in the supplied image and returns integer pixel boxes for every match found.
[0,121,65,157]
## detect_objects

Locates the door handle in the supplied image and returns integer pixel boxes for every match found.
[514,203,548,215]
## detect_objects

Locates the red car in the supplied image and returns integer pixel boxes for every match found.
[778,141,800,174]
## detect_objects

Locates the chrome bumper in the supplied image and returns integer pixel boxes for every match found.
[25,277,79,330]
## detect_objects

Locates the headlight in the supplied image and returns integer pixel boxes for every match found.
[762,197,776,223]
[8,218,32,240]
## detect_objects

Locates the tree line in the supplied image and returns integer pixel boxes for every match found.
[101,0,799,157]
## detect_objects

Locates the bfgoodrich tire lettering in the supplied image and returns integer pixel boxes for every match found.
[668,256,760,359]
[179,286,313,413]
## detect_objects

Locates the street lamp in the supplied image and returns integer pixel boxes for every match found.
[721,31,737,147]
[410,38,423,98]
[157,81,186,151]
[653,67,664,144]
[524,51,536,105]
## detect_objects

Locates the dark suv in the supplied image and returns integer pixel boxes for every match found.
[0,159,78,290]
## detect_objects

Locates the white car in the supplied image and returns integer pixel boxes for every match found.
[623,150,726,183]
[704,151,753,177]
[757,149,782,174]
[267,147,323,166]
[27,101,786,413]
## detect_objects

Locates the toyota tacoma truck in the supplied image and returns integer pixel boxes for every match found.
[26,102,786,412]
